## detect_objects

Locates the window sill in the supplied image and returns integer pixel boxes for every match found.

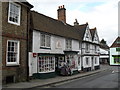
[38,70,55,73]
[40,47,51,50]
[8,20,20,26]
[6,64,20,67]
[85,51,90,53]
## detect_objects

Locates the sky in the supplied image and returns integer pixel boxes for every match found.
[27,0,119,46]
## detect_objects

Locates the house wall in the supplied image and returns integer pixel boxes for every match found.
[32,30,80,54]
[82,56,92,68]
[30,30,81,76]
[2,2,30,84]
[110,48,119,65]
[81,42,100,69]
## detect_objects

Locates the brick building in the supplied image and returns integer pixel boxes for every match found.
[1,1,33,84]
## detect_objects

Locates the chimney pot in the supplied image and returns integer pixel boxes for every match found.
[57,5,66,23]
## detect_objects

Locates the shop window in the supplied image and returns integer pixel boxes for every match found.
[38,56,55,73]
[113,56,120,63]
[66,55,76,69]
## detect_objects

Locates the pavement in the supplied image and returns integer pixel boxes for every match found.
[2,64,114,89]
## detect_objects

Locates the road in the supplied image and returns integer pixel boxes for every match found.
[55,70,119,88]
[34,65,120,89]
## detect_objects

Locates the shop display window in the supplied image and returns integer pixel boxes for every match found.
[38,56,55,73]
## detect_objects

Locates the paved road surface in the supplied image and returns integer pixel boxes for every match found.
[34,65,119,88]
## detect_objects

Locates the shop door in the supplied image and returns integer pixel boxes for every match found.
[55,56,65,73]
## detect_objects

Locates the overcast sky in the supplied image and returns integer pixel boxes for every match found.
[27,0,119,46]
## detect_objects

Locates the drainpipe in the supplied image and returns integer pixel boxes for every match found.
[26,8,30,82]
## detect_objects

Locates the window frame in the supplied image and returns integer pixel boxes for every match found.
[95,57,97,64]
[40,33,51,49]
[38,56,55,73]
[85,43,90,52]
[86,57,89,65]
[8,2,21,26]
[6,40,20,66]
[66,39,72,50]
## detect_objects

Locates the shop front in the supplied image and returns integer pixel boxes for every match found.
[64,51,79,75]
[33,53,56,79]
[55,55,65,75]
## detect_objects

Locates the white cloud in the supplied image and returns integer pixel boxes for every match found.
[27,0,119,46]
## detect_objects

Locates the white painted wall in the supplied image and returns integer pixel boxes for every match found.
[32,30,80,54]
[82,56,92,68]
[29,52,37,76]
[94,56,100,66]
[110,48,119,65]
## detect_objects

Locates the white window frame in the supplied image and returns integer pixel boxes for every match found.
[6,40,20,66]
[95,57,97,64]
[40,33,51,48]
[8,2,21,26]
[86,57,89,65]
[38,56,55,73]
[66,39,72,50]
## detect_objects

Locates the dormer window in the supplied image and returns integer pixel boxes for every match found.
[8,2,21,25]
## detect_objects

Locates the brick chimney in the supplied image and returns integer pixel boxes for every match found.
[57,5,66,23]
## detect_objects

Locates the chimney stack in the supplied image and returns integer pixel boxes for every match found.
[74,19,79,26]
[57,5,66,23]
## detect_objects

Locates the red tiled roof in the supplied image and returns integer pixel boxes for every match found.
[110,37,120,48]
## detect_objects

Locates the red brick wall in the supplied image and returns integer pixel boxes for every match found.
[2,2,30,84]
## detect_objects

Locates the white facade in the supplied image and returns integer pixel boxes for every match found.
[29,25,100,76]
[110,47,120,65]
[32,30,80,54]
[29,30,82,76]
[81,25,100,71]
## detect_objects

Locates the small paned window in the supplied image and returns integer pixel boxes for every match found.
[8,2,21,25]
[66,39,72,50]
[6,40,20,65]
[38,56,55,73]
[40,34,51,48]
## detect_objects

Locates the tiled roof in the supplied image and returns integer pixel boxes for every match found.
[110,37,120,48]
[74,23,88,40]
[100,43,109,50]
[31,11,83,41]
